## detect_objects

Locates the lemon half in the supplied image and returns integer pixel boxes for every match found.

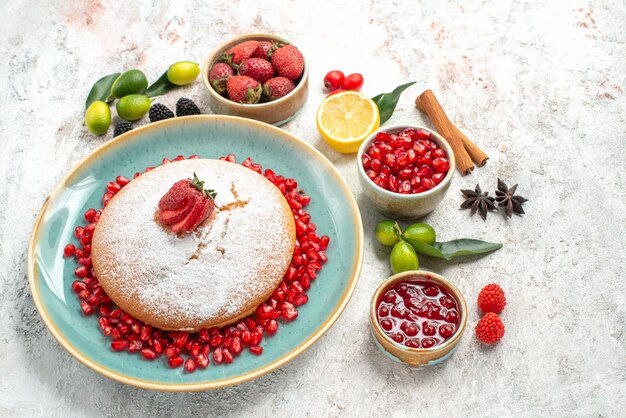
[316,91,380,154]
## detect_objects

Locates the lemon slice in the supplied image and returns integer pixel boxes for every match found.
[316,91,380,154]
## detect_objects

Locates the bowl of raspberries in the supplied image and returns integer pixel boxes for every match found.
[203,34,308,126]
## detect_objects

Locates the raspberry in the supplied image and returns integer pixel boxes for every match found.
[475,312,505,344]
[477,283,506,314]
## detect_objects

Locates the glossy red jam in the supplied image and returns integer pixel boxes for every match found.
[362,128,450,194]
[376,279,460,349]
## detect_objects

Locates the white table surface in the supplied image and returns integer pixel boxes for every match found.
[1,0,625,416]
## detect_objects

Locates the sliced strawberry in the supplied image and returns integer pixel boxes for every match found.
[158,173,217,233]
[158,197,196,225]
[158,180,192,210]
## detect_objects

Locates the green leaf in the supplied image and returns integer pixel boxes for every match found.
[372,81,416,125]
[402,237,502,261]
[85,73,120,109]
[146,70,178,97]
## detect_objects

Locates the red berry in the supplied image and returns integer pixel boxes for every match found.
[477,283,507,314]
[475,312,505,344]
[323,70,345,91]
[342,73,364,91]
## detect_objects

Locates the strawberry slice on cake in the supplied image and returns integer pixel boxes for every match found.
[157,173,216,233]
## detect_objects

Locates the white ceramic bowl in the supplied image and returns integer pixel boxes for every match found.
[357,125,455,220]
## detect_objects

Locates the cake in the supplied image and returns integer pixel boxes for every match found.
[91,159,296,332]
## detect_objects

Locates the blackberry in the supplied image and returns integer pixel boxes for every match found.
[113,121,134,137]
[176,97,201,116]
[149,103,175,122]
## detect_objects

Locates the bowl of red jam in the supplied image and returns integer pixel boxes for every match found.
[357,125,455,219]
[370,270,467,367]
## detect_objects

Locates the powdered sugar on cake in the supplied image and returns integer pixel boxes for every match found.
[91,159,295,331]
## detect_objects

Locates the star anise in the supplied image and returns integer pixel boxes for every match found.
[495,178,528,218]
[460,184,496,220]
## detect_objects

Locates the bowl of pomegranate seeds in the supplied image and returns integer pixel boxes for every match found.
[203,33,308,126]
[370,270,467,367]
[357,125,455,219]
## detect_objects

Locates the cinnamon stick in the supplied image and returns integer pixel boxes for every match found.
[415,90,474,175]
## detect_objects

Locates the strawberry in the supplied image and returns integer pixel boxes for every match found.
[251,41,279,60]
[226,75,262,104]
[262,77,295,101]
[271,45,304,81]
[157,173,216,233]
[221,40,260,65]
[238,58,274,84]
[208,63,234,95]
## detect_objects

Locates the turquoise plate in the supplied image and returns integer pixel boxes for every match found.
[28,115,363,391]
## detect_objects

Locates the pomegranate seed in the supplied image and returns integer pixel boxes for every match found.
[265,320,278,334]
[153,339,163,354]
[399,180,411,194]
[71,280,86,293]
[74,266,88,279]
[222,349,233,364]
[201,345,210,358]
[256,304,274,319]
[140,324,152,341]
[99,304,111,317]
[168,356,184,368]
[190,342,201,357]
[165,345,180,358]
[209,335,223,348]
[231,338,242,356]
[421,178,435,190]
[293,294,309,306]
[361,154,371,169]
[249,346,263,355]
[128,340,143,352]
[432,158,449,172]
[64,244,76,257]
[83,208,97,222]
[86,293,101,307]
[79,299,95,315]
[184,358,196,372]
[102,192,114,206]
[141,348,157,360]
[78,257,92,267]
[198,329,210,343]
[213,348,223,364]
[116,175,130,186]
[249,331,262,346]
[282,308,299,321]
[195,354,209,369]
[111,340,128,351]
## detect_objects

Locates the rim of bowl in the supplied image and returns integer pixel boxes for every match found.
[202,33,309,109]
[370,270,468,353]
[356,125,456,200]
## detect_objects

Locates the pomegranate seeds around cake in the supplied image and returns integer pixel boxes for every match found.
[65,154,330,372]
